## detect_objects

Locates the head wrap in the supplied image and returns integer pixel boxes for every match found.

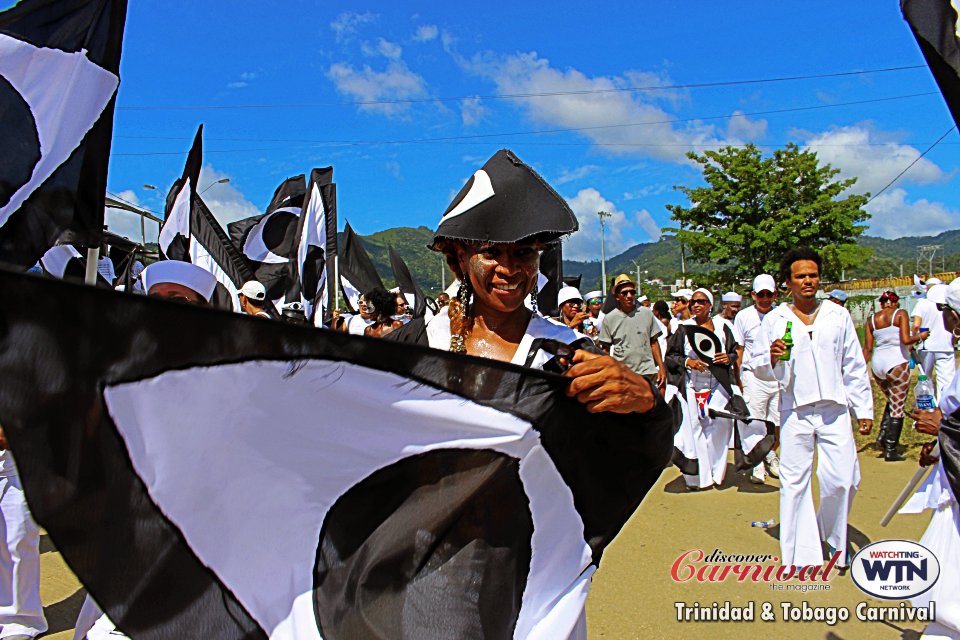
[692,288,714,307]
[721,291,742,303]
[431,149,578,249]
[141,261,217,302]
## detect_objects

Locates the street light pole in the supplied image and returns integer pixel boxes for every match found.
[598,210,612,296]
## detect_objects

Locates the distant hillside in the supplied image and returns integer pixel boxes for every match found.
[346,227,960,296]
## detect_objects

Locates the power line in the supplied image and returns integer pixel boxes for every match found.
[110,91,939,157]
[106,191,161,216]
[867,125,957,203]
[116,64,925,111]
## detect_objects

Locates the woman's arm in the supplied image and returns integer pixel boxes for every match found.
[863,312,875,362]
[897,309,928,345]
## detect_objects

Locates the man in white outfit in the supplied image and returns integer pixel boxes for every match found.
[754,248,873,568]
[0,426,47,640]
[913,283,957,399]
[734,275,782,483]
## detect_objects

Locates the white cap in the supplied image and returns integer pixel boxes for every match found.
[946,281,960,311]
[584,290,603,301]
[141,261,217,302]
[239,280,266,301]
[927,283,948,305]
[752,274,776,293]
[672,288,693,300]
[638,294,649,303]
[721,291,742,303]
[927,277,943,286]
[557,286,583,306]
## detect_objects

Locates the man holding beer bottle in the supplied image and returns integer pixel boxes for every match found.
[753,248,873,569]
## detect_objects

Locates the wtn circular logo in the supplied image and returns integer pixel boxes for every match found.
[851,540,940,600]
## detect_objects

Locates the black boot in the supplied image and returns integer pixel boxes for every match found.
[884,417,907,462]
[876,403,891,448]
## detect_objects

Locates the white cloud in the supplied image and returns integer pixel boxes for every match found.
[363,38,402,60]
[457,51,767,163]
[105,190,159,243]
[197,165,261,226]
[634,209,662,239]
[459,96,488,126]
[227,81,248,89]
[385,160,402,178]
[726,110,768,142]
[563,188,659,260]
[554,165,600,185]
[623,183,671,200]
[330,11,377,42]
[865,188,960,238]
[327,61,427,117]
[801,124,948,195]
[413,25,439,42]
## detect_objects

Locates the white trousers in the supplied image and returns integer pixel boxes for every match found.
[741,369,780,425]
[918,351,956,399]
[0,472,46,638]
[677,385,734,488]
[778,401,860,568]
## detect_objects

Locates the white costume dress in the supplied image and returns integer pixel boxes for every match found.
[753,301,872,568]
[668,318,744,489]
[0,451,47,639]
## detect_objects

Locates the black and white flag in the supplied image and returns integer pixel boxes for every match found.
[0,0,126,268]
[158,126,259,312]
[38,244,109,286]
[293,168,337,324]
[0,268,673,640]
[338,222,384,312]
[903,0,960,128]
[389,246,427,317]
[158,126,202,262]
[536,244,564,317]
[228,175,306,305]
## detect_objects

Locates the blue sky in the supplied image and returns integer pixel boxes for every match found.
[31,1,960,259]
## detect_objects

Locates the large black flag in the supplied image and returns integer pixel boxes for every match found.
[903,0,960,128]
[0,0,127,268]
[158,126,202,262]
[389,246,428,318]
[228,175,306,304]
[0,268,673,639]
[293,168,337,323]
[338,222,384,312]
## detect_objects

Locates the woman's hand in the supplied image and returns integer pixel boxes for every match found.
[909,408,942,436]
[713,352,730,366]
[564,350,656,414]
[566,311,590,329]
[685,358,708,373]
[919,441,939,467]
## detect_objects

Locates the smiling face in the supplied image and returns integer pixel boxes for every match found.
[455,241,541,316]
[688,294,712,322]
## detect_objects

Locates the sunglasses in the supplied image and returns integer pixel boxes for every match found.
[753,291,775,298]
[587,298,603,304]
[619,289,637,297]
[689,298,711,305]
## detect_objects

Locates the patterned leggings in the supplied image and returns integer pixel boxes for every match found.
[876,363,910,418]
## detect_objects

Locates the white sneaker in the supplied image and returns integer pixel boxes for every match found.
[750,464,765,484]
[765,451,780,479]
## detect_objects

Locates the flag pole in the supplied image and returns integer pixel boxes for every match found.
[334,255,340,311]
[84,247,99,285]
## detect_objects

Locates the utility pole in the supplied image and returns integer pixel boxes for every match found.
[678,221,687,287]
[598,210,612,295]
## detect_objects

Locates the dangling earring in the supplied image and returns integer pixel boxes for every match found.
[530,282,539,314]
[450,279,470,353]
[458,279,471,319]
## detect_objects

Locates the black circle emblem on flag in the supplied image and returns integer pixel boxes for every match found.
[313,448,533,640]
[260,210,298,258]
[0,74,42,209]
[302,246,325,299]
[686,325,722,364]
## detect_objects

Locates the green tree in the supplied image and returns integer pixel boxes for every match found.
[665,143,871,282]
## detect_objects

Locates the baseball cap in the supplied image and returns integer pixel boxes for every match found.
[240,280,266,301]
[927,283,948,305]
[828,289,848,302]
[752,274,776,293]
[671,288,693,300]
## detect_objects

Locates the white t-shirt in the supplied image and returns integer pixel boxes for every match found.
[733,305,767,373]
[913,298,954,352]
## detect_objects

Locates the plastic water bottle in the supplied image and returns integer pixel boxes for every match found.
[750,519,775,528]
[915,374,936,412]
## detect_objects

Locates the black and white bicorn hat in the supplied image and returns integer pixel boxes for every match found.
[431,149,578,248]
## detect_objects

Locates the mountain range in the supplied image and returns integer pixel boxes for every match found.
[355,227,960,296]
